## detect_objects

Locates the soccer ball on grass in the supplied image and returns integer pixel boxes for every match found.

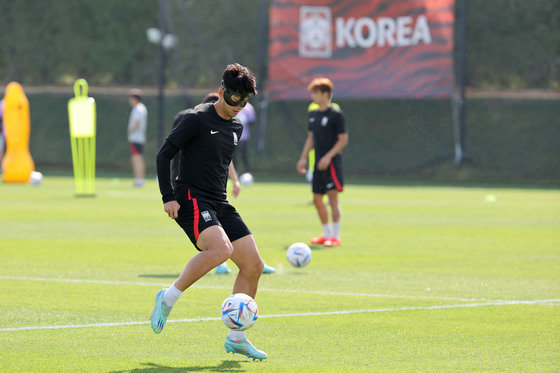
[30,171,43,186]
[286,242,312,267]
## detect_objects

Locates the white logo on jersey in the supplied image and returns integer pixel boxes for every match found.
[321,116,328,126]
[309,117,315,123]
[327,182,334,189]
[201,211,212,222]
[233,132,238,145]
[210,130,219,135]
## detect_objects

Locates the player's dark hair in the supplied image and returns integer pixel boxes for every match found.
[222,63,257,95]
[128,88,143,102]
[202,92,219,104]
[308,77,333,94]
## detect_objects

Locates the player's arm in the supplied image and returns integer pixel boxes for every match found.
[170,112,188,185]
[128,118,141,135]
[156,140,181,218]
[228,161,241,198]
[297,131,314,174]
[317,112,348,171]
[317,133,348,171]
[156,113,199,219]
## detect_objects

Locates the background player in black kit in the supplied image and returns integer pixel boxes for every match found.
[152,64,267,361]
[297,78,348,247]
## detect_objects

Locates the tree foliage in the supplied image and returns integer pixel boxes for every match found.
[0,0,558,89]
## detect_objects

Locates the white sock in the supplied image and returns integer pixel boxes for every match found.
[228,330,246,341]
[322,223,331,238]
[163,284,182,307]
[331,221,341,239]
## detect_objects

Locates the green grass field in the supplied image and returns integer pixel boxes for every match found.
[0,176,559,372]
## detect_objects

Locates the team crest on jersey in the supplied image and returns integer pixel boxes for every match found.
[233,132,238,145]
[321,116,328,126]
[309,117,315,123]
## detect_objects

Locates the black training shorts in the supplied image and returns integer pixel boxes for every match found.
[129,142,144,155]
[174,188,251,250]
[312,156,344,195]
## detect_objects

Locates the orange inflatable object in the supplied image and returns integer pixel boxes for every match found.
[1,82,34,182]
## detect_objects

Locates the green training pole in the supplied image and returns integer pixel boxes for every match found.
[68,79,96,197]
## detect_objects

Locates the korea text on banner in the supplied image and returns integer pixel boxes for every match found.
[268,0,455,100]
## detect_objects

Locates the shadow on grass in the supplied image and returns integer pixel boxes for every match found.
[138,274,180,279]
[309,244,332,251]
[111,360,248,372]
[282,244,331,251]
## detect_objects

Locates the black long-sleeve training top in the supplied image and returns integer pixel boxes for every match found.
[156,103,243,203]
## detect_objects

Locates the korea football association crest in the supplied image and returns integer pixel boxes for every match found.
[201,211,212,222]
[233,132,238,146]
[299,6,332,58]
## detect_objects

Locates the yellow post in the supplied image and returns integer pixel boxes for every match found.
[68,79,96,196]
[1,82,34,183]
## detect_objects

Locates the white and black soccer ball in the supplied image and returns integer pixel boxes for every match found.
[239,172,254,186]
[286,242,312,267]
[220,293,259,331]
[29,171,43,186]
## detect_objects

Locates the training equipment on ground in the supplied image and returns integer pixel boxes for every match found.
[286,242,312,267]
[239,172,254,186]
[224,337,268,361]
[68,79,96,197]
[29,171,43,185]
[2,82,34,183]
[221,293,258,331]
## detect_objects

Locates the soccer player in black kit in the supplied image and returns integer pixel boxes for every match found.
[151,64,267,361]
[297,78,348,247]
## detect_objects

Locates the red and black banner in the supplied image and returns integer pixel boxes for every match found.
[268,0,455,100]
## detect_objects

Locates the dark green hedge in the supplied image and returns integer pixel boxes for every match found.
[27,93,560,181]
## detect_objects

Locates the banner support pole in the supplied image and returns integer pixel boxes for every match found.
[454,0,467,164]
[256,0,269,154]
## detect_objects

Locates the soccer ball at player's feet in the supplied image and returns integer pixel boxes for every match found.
[221,293,258,331]
[286,242,312,267]
[239,172,254,186]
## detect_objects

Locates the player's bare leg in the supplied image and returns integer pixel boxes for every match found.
[311,193,330,244]
[229,234,264,298]
[151,225,232,334]
[324,190,341,247]
[224,233,267,360]
[174,226,233,291]
[131,153,145,186]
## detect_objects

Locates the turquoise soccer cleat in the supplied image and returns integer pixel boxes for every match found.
[215,263,232,274]
[150,289,173,334]
[224,337,268,361]
[262,263,276,274]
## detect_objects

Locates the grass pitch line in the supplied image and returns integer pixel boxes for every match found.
[0,275,487,302]
[1,299,557,333]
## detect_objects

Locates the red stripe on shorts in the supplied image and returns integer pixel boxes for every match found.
[188,189,200,239]
[129,143,139,155]
[330,162,343,191]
